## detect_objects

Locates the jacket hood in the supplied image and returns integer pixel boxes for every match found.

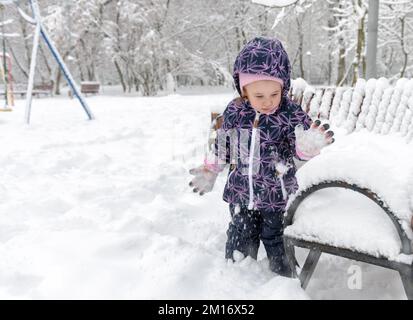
[233,37,291,97]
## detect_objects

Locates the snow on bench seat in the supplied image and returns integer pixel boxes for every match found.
[284,188,407,261]
[285,130,413,258]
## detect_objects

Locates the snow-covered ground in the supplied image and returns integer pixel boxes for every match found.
[0,89,408,299]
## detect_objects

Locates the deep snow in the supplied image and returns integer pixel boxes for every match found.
[0,89,408,299]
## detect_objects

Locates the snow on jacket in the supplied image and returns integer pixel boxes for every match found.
[216,37,312,211]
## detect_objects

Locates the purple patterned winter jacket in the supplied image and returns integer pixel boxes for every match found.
[216,37,312,212]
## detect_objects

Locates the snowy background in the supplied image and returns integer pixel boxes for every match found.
[0,88,409,299]
[1,0,413,94]
[0,0,412,300]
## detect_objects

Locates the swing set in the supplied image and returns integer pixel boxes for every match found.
[0,0,94,123]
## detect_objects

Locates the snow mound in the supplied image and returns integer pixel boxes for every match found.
[285,188,402,259]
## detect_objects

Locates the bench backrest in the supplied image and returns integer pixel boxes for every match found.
[290,78,413,142]
[81,82,100,92]
[33,83,53,91]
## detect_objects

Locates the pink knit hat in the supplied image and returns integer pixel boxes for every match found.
[239,72,284,95]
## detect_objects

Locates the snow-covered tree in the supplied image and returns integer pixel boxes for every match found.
[323,0,368,86]
[379,0,413,79]
[1,0,413,94]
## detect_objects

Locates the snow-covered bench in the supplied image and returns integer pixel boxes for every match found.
[284,78,413,299]
[68,82,100,97]
[208,78,413,298]
[1,83,53,98]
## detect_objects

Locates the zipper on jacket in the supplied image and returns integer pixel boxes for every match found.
[276,170,287,201]
[247,111,260,210]
[228,163,237,180]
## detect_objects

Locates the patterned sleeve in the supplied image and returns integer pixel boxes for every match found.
[285,104,313,160]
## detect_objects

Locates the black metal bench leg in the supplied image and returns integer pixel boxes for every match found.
[299,249,322,290]
[399,271,413,300]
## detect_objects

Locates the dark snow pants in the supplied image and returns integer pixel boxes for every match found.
[225,203,292,276]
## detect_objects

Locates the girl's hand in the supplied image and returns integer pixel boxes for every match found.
[188,165,219,196]
[311,119,335,144]
[295,120,335,160]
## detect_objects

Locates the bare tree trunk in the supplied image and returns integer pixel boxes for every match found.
[234,8,243,52]
[296,16,305,79]
[54,52,70,95]
[112,5,129,91]
[87,49,96,81]
[5,38,29,79]
[352,0,366,85]
[39,42,53,82]
[114,59,126,92]
[336,2,347,85]
[55,68,62,95]
[74,50,85,81]
[399,16,408,78]
[134,76,140,92]
[337,38,346,85]
[19,8,32,71]
[234,4,248,52]
[88,62,96,81]
[127,68,134,93]
[327,1,336,85]
[258,8,269,36]
[384,46,394,77]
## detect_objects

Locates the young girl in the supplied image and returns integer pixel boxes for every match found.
[189,37,334,276]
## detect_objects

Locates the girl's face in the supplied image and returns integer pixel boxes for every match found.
[243,80,282,115]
